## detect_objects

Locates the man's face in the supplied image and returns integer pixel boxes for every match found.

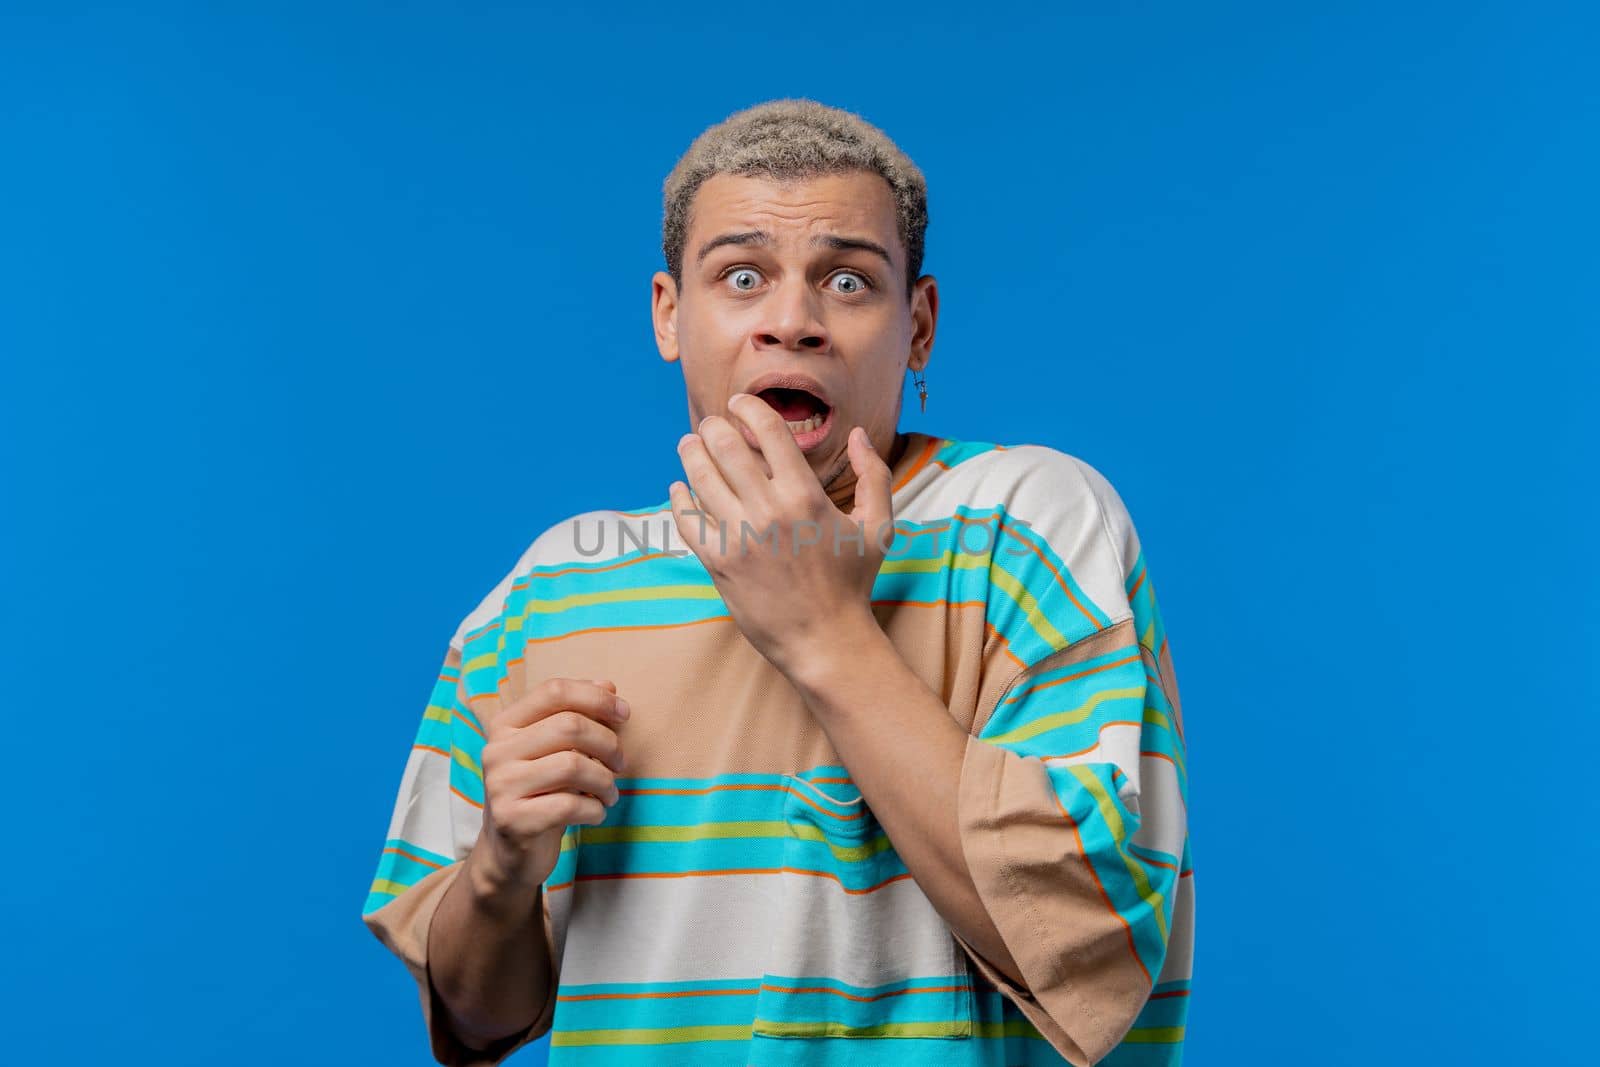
[651,171,937,505]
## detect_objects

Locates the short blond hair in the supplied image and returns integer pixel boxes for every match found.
[661,99,929,296]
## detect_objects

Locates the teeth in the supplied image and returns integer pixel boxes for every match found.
[784,412,825,434]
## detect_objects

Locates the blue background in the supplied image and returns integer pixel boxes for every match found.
[3,3,1594,1064]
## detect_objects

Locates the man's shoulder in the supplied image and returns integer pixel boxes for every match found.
[927,438,1135,548]
[448,501,674,651]
[921,437,1144,623]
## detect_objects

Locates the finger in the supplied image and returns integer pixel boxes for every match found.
[696,411,775,502]
[667,479,713,562]
[727,392,814,488]
[498,747,621,805]
[496,677,630,734]
[676,430,741,521]
[499,789,609,830]
[846,426,894,537]
[498,709,626,775]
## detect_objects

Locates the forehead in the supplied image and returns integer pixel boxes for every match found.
[687,171,899,251]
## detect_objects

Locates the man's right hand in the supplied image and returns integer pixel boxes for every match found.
[469,677,630,901]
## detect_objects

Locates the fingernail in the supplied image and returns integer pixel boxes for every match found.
[616,698,631,720]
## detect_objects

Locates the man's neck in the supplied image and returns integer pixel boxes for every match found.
[821,430,909,512]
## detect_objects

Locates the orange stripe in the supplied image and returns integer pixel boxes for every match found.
[556,982,970,1003]
[1126,848,1181,874]
[986,622,1027,672]
[890,436,941,492]
[1050,788,1152,985]
[759,981,972,1001]
[516,613,731,647]
[1004,520,1105,631]
[449,784,484,810]
[413,743,450,759]
[381,845,445,870]
[1005,651,1141,705]
[572,866,915,895]
[1127,568,1146,600]
[1041,719,1143,760]
[871,598,987,609]
[508,547,681,590]
[559,987,757,1002]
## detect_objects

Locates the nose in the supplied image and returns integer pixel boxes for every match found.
[753,276,830,353]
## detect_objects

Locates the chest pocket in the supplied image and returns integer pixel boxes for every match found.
[748,767,977,1053]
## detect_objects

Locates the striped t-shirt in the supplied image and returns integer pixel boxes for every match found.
[363,432,1195,1066]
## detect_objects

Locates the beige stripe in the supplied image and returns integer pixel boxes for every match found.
[973,617,1137,737]
[487,601,993,780]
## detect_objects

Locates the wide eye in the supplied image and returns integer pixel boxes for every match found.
[725,268,763,292]
[829,271,870,295]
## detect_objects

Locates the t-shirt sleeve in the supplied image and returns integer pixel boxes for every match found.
[955,452,1193,1065]
[360,581,557,1064]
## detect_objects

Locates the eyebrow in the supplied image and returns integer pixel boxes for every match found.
[694,229,895,270]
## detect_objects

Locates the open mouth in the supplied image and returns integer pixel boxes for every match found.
[751,386,835,452]
[757,387,832,433]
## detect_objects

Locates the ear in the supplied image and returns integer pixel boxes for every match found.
[652,271,681,363]
[908,274,938,373]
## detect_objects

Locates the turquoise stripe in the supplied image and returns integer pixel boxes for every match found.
[1102,1041,1186,1067]
[986,516,1110,664]
[1129,988,1191,1029]
[411,714,452,753]
[742,1034,1022,1067]
[615,500,672,517]
[753,973,973,1031]
[1051,763,1175,978]
[570,830,790,878]
[932,439,1002,468]
[547,1037,750,1066]
[979,648,1148,751]
[1126,548,1169,655]
[569,821,908,890]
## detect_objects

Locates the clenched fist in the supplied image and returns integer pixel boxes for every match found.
[469,677,630,898]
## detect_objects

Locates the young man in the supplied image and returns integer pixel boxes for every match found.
[362,99,1194,1066]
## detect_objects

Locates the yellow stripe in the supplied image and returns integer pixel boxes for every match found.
[451,744,482,780]
[985,687,1143,747]
[988,568,1072,651]
[422,703,452,725]
[1143,708,1188,777]
[1123,1026,1185,1043]
[1067,764,1169,944]
[878,546,991,576]
[553,1023,752,1047]
[973,1019,1049,1039]
[368,878,409,898]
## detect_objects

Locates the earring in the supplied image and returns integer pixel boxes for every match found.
[912,368,928,413]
